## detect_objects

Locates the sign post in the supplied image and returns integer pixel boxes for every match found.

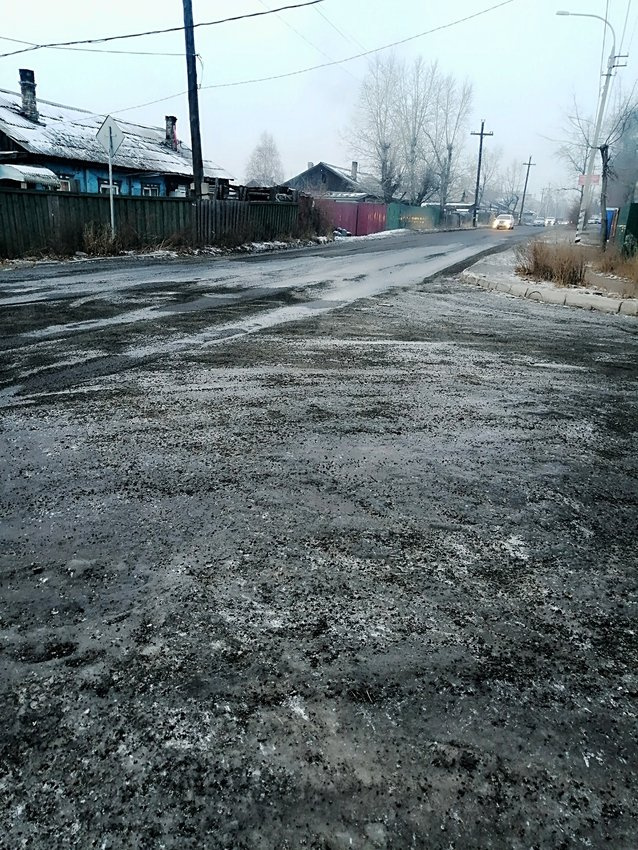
[96,116,125,239]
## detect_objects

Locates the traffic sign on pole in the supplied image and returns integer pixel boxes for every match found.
[96,116,124,238]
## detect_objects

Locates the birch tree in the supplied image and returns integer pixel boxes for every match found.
[424,74,473,213]
[245,132,284,186]
[350,55,402,202]
[395,57,439,205]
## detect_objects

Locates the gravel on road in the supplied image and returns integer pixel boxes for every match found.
[1,271,637,849]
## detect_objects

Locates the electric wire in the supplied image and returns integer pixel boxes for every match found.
[195,0,515,92]
[4,1,516,127]
[0,36,184,57]
[599,0,610,81]
[0,0,326,59]
[618,0,633,54]
[312,5,367,51]
[257,0,360,82]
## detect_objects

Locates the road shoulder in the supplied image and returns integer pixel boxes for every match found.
[462,248,638,317]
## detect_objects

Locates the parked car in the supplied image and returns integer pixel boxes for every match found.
[492,214,515,230]
[533,218,545,226]
[333,227,352,237]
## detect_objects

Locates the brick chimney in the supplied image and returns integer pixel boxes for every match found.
[351,161,358,181]
[165,115,178,150]
[19,69,38,122]
[307,161,314,170]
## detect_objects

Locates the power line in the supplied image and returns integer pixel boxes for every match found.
[198,0,516,91]
[619,0,634,54]
[81,0,516,119]
[599,0,610,81]
[0,0,325,59]
[0,36,184,57]
[313,6,367,51]
[257,0,360,82]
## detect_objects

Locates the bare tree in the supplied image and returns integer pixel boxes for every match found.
[598,88,638,247]
[395,57,439,205]
[498,159,523,213]
[556,88,638,238]
[349,55,402,202]
[424,74,473,214]
[245,132,284,186]
[475,145,502,208]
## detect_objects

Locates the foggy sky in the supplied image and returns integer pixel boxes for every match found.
[1,0,636,203]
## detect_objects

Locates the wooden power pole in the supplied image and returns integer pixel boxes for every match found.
[471,120,493,227]
[182,0,204,200]
[518,156,535,224]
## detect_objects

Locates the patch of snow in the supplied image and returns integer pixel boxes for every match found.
[502,535,529,562]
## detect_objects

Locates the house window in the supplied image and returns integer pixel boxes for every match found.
[98,179,120,195]
[59,179,72,192]
[142,184,160,197]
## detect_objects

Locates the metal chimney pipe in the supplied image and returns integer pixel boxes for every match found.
[19,69,38,122]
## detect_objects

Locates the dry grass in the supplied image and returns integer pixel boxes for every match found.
[515,241,588,287]
[593,244,638,283]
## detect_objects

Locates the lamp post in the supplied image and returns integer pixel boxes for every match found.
[556,11,617,241]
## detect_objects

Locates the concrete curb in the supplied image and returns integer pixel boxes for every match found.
[461,269,637,318]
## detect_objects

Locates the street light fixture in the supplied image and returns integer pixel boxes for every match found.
[556,10,618,240]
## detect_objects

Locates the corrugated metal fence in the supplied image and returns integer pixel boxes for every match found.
[317,200,387,236]
[0,189,300,258]
[319,199,441,236]
[386,203,440,230]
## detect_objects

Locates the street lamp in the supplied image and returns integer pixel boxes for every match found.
[556,10,617,240]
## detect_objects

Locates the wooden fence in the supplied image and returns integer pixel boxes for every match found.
[195,199,299,246]
[0,189,300,258]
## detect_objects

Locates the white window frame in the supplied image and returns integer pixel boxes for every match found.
[142,184,160,197]
[99,180,120,195]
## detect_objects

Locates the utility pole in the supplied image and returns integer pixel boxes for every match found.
[518,156,535,224]
[599,143,611,250]
[471,120,493,227]
[182,0,204,200]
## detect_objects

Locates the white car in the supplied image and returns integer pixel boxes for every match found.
[492,214,515,230]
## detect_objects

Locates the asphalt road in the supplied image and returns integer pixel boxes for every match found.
[0,227,532,404]
[1,228,637,849]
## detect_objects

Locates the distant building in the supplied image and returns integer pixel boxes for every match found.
[0,69,232,196]
[285,161,387,202]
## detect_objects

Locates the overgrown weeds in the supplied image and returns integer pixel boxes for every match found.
[82,223,191,255]
[515,241,588,287]
[593,243,638,283]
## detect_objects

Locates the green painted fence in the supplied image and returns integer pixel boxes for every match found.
[0,189,300,258]
[386,202,440,231]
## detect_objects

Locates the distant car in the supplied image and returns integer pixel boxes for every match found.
[590,216,601,225]
[533,218,545,226]
[544,217,556,226]
[492,214,515,230]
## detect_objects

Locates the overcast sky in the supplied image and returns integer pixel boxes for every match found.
[1,0,636,204]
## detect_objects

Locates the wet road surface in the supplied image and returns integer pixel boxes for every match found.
[1,228,637,849]
[0,227,531,405]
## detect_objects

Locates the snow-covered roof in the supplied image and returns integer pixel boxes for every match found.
[0,163,60,187]
[285,161,386,199]
[0,88,233,180]
[323,191,375,202]
[324,163,385,198]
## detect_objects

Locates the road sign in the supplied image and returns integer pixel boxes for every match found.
[578,174,600,186]
[96,116,124,238]
[96,116,124,157]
